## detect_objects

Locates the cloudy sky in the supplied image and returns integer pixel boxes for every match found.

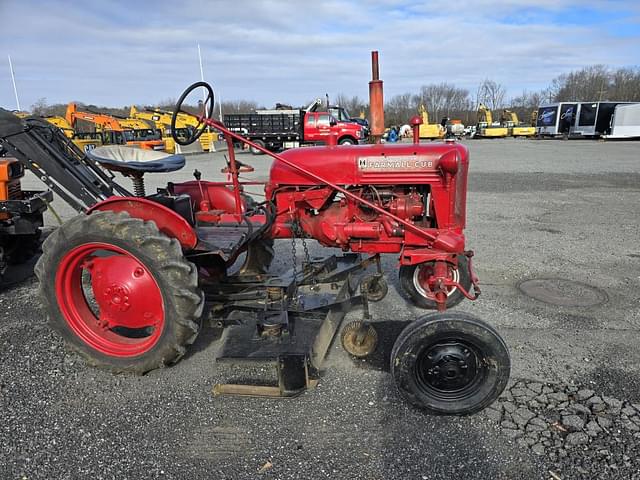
[1,0,639,110]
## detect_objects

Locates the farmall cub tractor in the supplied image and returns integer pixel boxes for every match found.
[35,55,510,415]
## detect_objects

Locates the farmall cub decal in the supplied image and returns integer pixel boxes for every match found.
[357,155,434,171]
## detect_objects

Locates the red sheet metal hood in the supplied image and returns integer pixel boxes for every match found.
[268,142,469,186]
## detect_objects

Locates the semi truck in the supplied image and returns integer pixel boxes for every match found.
[223,101,365,154]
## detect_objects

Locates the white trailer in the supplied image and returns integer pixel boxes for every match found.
[603,103,640,139]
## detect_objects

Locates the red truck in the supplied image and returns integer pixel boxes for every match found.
[223,101,365,154]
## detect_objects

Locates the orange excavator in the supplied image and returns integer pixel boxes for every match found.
[65,103,165,151]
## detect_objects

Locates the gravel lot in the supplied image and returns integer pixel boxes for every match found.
[1,138,639,479]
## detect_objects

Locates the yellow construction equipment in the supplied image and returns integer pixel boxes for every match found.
[117,117,164,144]
[129,106,198,154]
[66,103,165,151]
[475,104,508,138]
[133,107,216,152]
[43,116,103,152]
[417,105,445,140]
[501,109,535,137]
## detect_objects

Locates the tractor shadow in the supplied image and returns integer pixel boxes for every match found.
[182,319,225,360]
[0,255,40,292]
[354,320,412,373]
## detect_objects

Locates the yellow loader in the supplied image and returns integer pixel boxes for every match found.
[417,105,445,140]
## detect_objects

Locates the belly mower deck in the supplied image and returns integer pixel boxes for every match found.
[205,253,378,398]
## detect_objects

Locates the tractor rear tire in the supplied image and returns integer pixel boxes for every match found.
[399,255,471,309]
[35,211,204,374]
[391,312,510,415]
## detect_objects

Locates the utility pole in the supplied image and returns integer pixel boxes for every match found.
[197,43,206,104]
[8,55,21,111]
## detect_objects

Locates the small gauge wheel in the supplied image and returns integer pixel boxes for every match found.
[360,274,388,302]
[341,321,378,358]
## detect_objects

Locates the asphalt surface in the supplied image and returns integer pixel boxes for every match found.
[2,138,639,479]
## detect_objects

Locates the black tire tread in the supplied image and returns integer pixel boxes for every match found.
[35,210,204,374]
[390,311,510,415]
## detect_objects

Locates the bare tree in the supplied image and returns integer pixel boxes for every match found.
[413,83,470,124]
[30,97,49,116]
[155,98,177,110]
[477,79,506,111]
[553,65,610,101]
[607,67,640,101]
[549,65,640,102]
[221,100,260,114]
[385,93,415,125]
[508,89,546,123]
[334,94,368,118]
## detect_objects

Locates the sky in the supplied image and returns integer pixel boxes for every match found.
[1,0,639,111]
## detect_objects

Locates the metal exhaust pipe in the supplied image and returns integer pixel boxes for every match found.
[369,51,384,144]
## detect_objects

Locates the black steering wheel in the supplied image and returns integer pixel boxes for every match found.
[171,81,215,146]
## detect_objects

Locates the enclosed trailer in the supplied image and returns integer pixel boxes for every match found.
[603,103,640,139]
[571,102,598,137]
[571,102,636,137]
[537,101,637,137]
[536,103,577,136]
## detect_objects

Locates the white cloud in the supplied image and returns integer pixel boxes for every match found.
[0,0,638,110]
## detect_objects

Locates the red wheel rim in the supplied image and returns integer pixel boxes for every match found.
[55,242,165,357]
[413,262,459,300]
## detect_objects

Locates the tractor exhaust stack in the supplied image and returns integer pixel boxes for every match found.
[369,51,384,144]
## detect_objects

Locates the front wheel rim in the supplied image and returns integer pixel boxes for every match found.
[414,338,485,401]
[413,262,459,300]
[55,242,165,357]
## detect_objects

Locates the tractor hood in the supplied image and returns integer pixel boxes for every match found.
[268,142,469,186]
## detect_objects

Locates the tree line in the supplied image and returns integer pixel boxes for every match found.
[26,65,640,127]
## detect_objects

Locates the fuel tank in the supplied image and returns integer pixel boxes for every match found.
[267,142,469,186]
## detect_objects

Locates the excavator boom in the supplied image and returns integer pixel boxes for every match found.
[66,103,165,151]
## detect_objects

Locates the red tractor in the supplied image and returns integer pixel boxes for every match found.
[32,54,510,415]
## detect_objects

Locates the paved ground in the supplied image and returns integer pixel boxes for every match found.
[1,138,639,479]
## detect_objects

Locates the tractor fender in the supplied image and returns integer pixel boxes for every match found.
[87,197,198,249]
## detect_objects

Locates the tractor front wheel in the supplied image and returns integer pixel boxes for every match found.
[399,255,471,309]
[35,211,204,374]
[391,312,510,415]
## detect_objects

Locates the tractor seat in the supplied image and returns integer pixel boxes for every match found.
[86,145,185,174]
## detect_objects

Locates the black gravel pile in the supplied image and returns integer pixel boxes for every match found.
[483,380,640,479]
